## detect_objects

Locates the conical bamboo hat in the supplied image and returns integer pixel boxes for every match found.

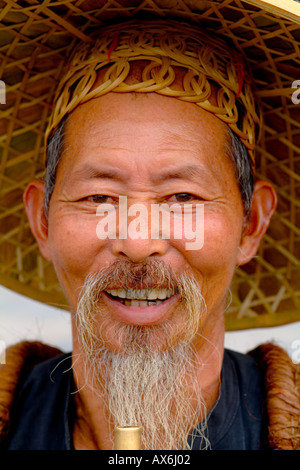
[0,0,299,331]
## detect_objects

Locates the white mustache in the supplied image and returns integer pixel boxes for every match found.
[82,259,178,292]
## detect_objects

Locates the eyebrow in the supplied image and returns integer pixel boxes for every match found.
[72,165,125,182]
[72,163,218,187]
[151,164,217,185]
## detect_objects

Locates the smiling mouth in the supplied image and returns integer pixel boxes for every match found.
[105,287,176,307]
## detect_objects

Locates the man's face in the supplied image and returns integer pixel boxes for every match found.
[45,92,245,353]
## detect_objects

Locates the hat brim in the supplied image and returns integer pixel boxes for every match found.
[0,0,300,331]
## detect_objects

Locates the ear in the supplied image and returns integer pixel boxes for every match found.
[237,180,277,266]
[23,179,52,262]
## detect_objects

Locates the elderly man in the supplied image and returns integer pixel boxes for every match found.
[0,17,291,450]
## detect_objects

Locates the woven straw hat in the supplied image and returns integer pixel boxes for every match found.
[1,0,299,331]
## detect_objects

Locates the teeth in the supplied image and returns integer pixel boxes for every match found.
[136,289,146,299]
[157,289,169,300]
[146,289,159,300]
[131,300,148,307]
[116,289,127,299]
[106,287,174,305]
[123,299,163,307]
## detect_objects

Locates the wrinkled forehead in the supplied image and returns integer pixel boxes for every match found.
[45,19,261,172]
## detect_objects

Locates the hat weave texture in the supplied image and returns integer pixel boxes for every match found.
[46,19,260,171]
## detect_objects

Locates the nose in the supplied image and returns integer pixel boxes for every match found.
[110,236,169,262]
[105,197,170,262]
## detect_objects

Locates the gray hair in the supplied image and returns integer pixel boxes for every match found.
[225,128,254,219]
[44,116,67,215]
[44,118,254,218]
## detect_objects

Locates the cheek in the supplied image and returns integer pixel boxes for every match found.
[174,213,242,293]
[204,217,241,265]
[47,213,104,296]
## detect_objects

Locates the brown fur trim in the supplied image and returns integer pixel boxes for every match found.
[250,343,300,450]
[0,341,62,447]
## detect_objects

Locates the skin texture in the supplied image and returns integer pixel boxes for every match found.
[24,92,277,449]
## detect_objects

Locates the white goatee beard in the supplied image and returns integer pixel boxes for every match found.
[75,260,210,450]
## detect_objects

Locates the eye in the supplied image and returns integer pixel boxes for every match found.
[171,193,194,203]
[89,195,111,204]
